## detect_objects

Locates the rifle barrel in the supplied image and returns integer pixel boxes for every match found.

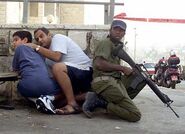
[112,43,179,118]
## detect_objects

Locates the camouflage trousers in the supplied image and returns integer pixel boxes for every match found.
[91,74,146,122]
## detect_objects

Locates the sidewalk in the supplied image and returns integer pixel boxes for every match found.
[0,86,185,134]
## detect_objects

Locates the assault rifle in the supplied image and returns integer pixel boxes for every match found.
[112,43,179,118]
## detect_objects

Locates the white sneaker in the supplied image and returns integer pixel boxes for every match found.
[36,95,56,114]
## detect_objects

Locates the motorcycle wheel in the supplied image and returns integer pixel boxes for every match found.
[166,80,171,88]
[157,79,162,86]
[171,81,176,89]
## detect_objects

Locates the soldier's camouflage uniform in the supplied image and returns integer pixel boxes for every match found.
[92,38,146,122]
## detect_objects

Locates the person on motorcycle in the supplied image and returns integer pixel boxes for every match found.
[155,57,166,73]
[155,57,167,85]
[167,50,180,67]
[164,50,181,88]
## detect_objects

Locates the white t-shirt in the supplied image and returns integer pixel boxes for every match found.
[46,34,92,70]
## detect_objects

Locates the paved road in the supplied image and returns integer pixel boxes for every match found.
[0,82,185,134]
[176,80,185,89]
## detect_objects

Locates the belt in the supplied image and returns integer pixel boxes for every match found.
[92,76,115,83]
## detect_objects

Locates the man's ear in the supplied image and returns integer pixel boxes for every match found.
[23,37,28,43]
[48,32,52,37]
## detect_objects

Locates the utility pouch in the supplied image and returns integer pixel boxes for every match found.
[129,75,145,90]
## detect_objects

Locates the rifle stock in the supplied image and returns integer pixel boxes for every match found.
[112,43,179,118]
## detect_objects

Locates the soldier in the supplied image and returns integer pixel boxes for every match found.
[82,20,146,122]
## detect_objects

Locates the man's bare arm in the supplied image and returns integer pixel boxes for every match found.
[24,43,62,62]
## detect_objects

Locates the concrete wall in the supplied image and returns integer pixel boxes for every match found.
[0,3,6,24]
[59,4,84,24]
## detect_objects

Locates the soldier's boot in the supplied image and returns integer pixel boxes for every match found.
[82,92,107,118]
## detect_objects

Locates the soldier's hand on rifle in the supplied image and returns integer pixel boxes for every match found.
[121,66,133,76]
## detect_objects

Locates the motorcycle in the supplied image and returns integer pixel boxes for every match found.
[154,55,181,89]
[163,64,181,89]
[154,61,167,86]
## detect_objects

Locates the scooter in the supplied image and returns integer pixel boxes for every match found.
[163,65,181,89]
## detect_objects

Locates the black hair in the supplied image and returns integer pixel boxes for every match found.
[12,30,32,43]
[34,27,49,35]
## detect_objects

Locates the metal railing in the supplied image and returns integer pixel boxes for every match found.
[0,0,124,24]
[0,0,123,5]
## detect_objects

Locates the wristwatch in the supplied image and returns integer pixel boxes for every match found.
[35,45,40,52]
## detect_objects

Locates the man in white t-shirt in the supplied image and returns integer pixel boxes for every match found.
[25,27,92,115]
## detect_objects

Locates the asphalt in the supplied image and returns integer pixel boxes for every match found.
[0,83,185,134]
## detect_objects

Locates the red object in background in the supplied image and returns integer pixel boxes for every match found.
[143,63,156,76]
[114,12,185,24]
